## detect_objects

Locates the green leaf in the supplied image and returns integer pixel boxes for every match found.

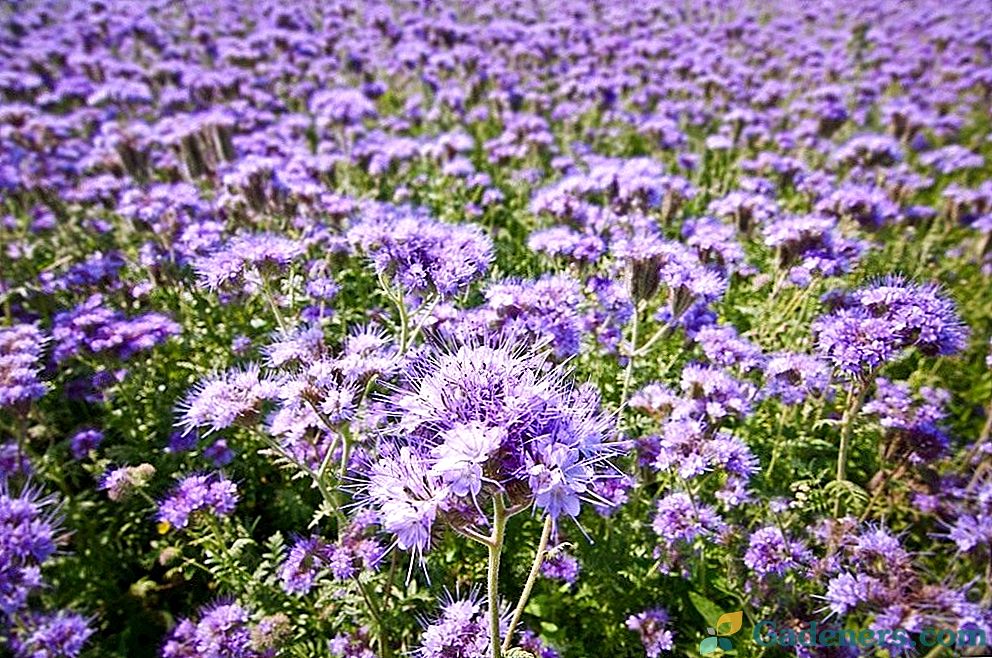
[688,591,723,628]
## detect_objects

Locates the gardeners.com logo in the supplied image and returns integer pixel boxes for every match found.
[698,611,990,654]
[699,611,744,654]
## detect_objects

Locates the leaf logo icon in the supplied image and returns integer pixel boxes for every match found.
[698,611,743,654]
[716,611,743,636]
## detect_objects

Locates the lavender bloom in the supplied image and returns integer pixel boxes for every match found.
[516,629,561,658]
[0,324,47,409]
[816,185,899,230]
[347,203,493,298]
[311,88,377,126]
[178,365,281,434]
[429,423,504,498]
[825,572,876,616]
[763,214,863,283]
[69,428,103,460]
[831,134,903,168]
[540,549,580,584]
[813,277,967,379]
[363,342,615,557]
[0,443,32,480]
[417,590,508,658]
[480,275,585,359]
[744,527,811,578]
[675,365,755,424]
[694,325,765,372]
[626,608,675,657]
[10,610,94,658]
[651,492,724,574]
[365,446,444,557]
[329,627,377,658]
[708,190,779,234]
[863,378,951,464]
[194,233,303,292]
[163,601,267,658]
[157,474,238,530]
[0,483,61,615]
[51,295,179,363]
[762,353,831,405]
[682,216,745,273]
[920,146,983,175]
[278,516,383,595]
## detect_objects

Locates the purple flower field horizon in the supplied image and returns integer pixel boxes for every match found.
[2,0,992,656]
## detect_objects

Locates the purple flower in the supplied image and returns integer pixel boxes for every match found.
[417,590,507,658]
[694,325,765,372]
[863,378,951,463]
[51,295,179,364]
[69,428,103,460]
[626,608,675,657]
[178,365,281,434]
[157,474,238,530]
[310,87,377,126]
[762,353,831,404]
[194,233,303,292]
[814,277,967,379]
[541,549,580,584]
[479,275,585,359]
[10,610,94,658]
[516,629,561,658]
[365,446,444,557]
[825,572,876,616]
[744,527,811,579]
[0,324,47,410]
[429,423,504,498]
[652,492,723,548]
[0,483,62,615]
[347,203,493,298]
[163,601,266,658]
[98,465,156,501]
[831,134,903,168]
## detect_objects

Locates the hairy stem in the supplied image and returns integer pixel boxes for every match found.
[620,304,641,406]
[502,516,553,653]
[487,495,508,658]
[834,381,868,516]
[258,271,288,332]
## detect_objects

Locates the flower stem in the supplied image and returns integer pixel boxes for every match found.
[834,381,867,516]
[620,303,642,406]
[258,271,287,332]
[502,516,553,653]
[487,495,508,658]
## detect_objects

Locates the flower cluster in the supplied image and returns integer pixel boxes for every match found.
[157,474,239,531]
[0,324,47,410]
[363,342,617,558]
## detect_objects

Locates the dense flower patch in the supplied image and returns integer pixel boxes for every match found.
[1,0,992,656]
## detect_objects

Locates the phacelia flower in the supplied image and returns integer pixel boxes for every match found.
[157,474,238,530]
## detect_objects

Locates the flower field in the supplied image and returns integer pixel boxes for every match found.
[2,0,992,656]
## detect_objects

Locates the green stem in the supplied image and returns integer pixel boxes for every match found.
[620,304,641,406]
[834,381,868,517]
[396,294,410,352]
[487,496,508,658]
[405,295,439,349]
[965,399,992,491]
[502,516,553,653]
[258,271,288,332]
[765,408,790,482]
[355,576,392,658]
[633,322,673,359]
